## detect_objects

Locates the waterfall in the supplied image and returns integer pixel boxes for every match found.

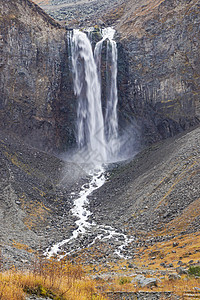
[70,27,119,166]
[45,29,134,259]
[71,29,107,165]
[95,28,119,159]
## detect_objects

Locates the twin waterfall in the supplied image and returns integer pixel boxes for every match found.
[45,29,134,258]
[70,28,119,166]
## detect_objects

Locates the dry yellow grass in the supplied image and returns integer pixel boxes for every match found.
[134,232,200,270]
[98,276,200,296]
[0,258,106,300]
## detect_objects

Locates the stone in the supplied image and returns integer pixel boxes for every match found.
[188,260,194,264]
[139,277,158,288]
[132,275,158,288]
[168,274,181,280]
[160,263,166,267]
[132,275,145,283]
[177,261,185,266]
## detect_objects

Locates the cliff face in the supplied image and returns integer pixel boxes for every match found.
[0,0,75,151]
[1,0,200,151]
[115,0,200,143]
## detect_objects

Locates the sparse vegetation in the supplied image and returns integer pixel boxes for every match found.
[0,257,106,300]
[188,266,200,277]
[119,276,131,285]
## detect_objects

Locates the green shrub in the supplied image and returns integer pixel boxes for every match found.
[188,266,200,277]
[119,277,131,285]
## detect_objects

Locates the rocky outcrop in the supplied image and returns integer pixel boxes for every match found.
[0,0,75,152]
[115,0,200,144]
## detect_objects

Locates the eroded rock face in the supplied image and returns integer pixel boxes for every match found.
[1,0,200,152]
[116,0,200,144]
[0,0,76,152]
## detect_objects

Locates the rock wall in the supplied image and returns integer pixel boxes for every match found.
[115,0,200,144]
[0,0,76,151]
[1,0,200,151]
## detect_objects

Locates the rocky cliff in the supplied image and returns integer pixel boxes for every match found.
[0,0,75,152]
[115,0,200,143]
[31,0,200,145]
[1,0,199,151]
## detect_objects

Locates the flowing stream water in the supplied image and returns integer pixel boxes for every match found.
[45,28,134,259]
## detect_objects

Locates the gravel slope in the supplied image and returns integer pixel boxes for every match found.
[0,130,87,268]
[90,126,200,238]
[0,126,199,268]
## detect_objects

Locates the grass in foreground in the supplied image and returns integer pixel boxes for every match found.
[0,258,106,300]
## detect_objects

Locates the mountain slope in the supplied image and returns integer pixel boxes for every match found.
[0,129,86,268]
[90,126,200,240]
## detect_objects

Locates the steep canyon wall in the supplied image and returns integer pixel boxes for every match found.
[0,0,75,151]
[116,0,200,144]
[0,0,200,152]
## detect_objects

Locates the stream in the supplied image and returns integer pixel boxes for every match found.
[45,166,134,259]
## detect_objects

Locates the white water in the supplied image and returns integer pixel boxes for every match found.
[71,29,107,164]
[45,28,134,259]
[71,27,119,164]
[45,166,134,258]
[94,28,119,160]
[45,167,106,257]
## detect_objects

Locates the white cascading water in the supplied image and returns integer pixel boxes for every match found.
[72,27,119,164]
[71,29,107,166]
[45,28,134,259]
[95,28,119,159]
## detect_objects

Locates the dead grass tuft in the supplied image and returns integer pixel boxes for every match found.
[0,256,106,300]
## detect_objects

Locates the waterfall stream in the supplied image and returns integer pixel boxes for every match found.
[45,28,134,259]
[71,29,107,165]
[94,28,119,160]
[72,27,119,165]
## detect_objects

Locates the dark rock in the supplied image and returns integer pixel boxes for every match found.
[116,0,200,145]
[0,0,76,152]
